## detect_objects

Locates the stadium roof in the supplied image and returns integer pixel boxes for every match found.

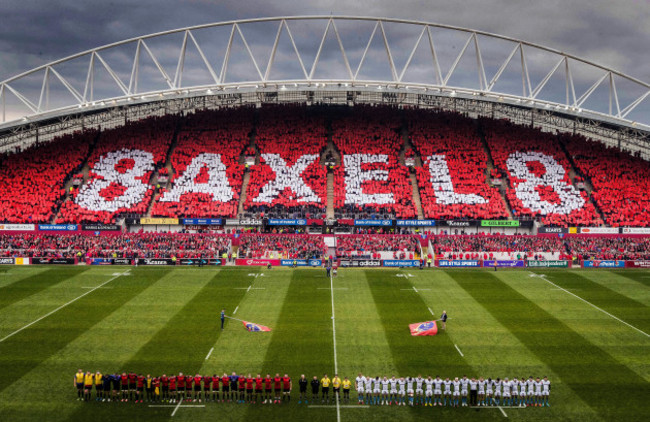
[1,16,649,155]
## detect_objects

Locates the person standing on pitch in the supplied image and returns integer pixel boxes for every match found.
[220,309,225,330]
[440,310,448,330]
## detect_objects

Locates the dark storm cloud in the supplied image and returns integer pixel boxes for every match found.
[0,0,648,121]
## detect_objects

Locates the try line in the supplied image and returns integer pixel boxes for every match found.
[0,271,128,343]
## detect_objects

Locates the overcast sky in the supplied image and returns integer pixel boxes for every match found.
[0,0,648,122]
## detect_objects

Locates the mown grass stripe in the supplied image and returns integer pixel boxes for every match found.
[616,270,650,289]
[0,268,217,422]
[535,271,650,333]
[0,267,164,394]
[451,270,649,421]
[242,269,334,421]
[367,269,474,376]
[64,267,252,422]
[0,267,88,312]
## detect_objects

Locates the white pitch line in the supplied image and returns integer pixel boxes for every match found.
[149,404,205,408]
[497,405,508,417]
[170,395,185,416]
[205,347,214,360]
[541,277,650,338]
[428,307,435,316]
[454,344,464,357]
[329,269,341,422]
[308,405,369,408]
[81,286,113,289]
[0,272,125,343]
[233,305,239,315]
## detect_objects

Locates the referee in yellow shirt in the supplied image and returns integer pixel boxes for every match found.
[74,369,84,401]
[320,374,331,404]
[342,377,352,404]
[83,371,94,402]
[332,374,342,403]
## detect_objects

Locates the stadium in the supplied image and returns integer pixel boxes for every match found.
[0,14,649,422]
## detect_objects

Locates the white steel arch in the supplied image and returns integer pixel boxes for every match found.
[1,16,649,131]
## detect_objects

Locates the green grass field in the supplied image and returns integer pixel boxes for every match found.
[0,265,648,422]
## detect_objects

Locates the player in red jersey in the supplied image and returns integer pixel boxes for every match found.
[246,373,254,403]
[186,375,194,402]
[273,373,282,404]
[221,373,230,402]
[177,373,186,402]
[160,374,169,402]
[254,374,263,403]
[136,374,145,403]
[169,375,177,403]
[238,374,247,403]
[203,375,214,401]
[193,374,203,402]
[120,372,128,401]
[264,374,273,404]
[128,372,137,401]
[282,374,292,402]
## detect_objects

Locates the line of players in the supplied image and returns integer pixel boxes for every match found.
[353,374,551,407]
[74,370,293,404]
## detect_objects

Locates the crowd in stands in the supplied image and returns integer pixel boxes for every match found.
[152,108,252,218]
[482,119,602,227]
[0,131,95,223]
[332,106,416,219]
[244,105,327,217]
[564,236,650,260]
[562,133,650,227]
[1,231,649,260]
[237,234,326,259]
[0,233,231,259]
[57,115,177,223]
[407,110,508,220]
[336,235,421,259]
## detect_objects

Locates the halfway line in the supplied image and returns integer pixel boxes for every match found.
[233,305,239,315]
[428,307,435,316]
[541,277,650,338]
[0,272,125,343]
[497,405,508,417]
[329,270,341,422]
[171,395,184,416]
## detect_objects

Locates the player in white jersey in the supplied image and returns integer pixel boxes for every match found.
[380,377,390,405]
[424,376,434,406]
[355,374,365,404]
[511,377,519,406]
[526,376,535,406]
[493,378,502,405]
[486,378,494,405]
[398,377,406,406]
[373,377,381,405]
[541,376,550,407]
[443,378,452,406]
[502,377,511,406]
[460,375,469,407]
[534,377,543,407]
[452,377,460,407]
[414,375,425,406]
[389,376,398,405]
[406,377,415,406]
[364,376,373,405]
[477,377,486,406]
[518,377,527,407]
[433,376,443,406]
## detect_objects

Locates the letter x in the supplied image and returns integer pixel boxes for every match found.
[253,153,320,203]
